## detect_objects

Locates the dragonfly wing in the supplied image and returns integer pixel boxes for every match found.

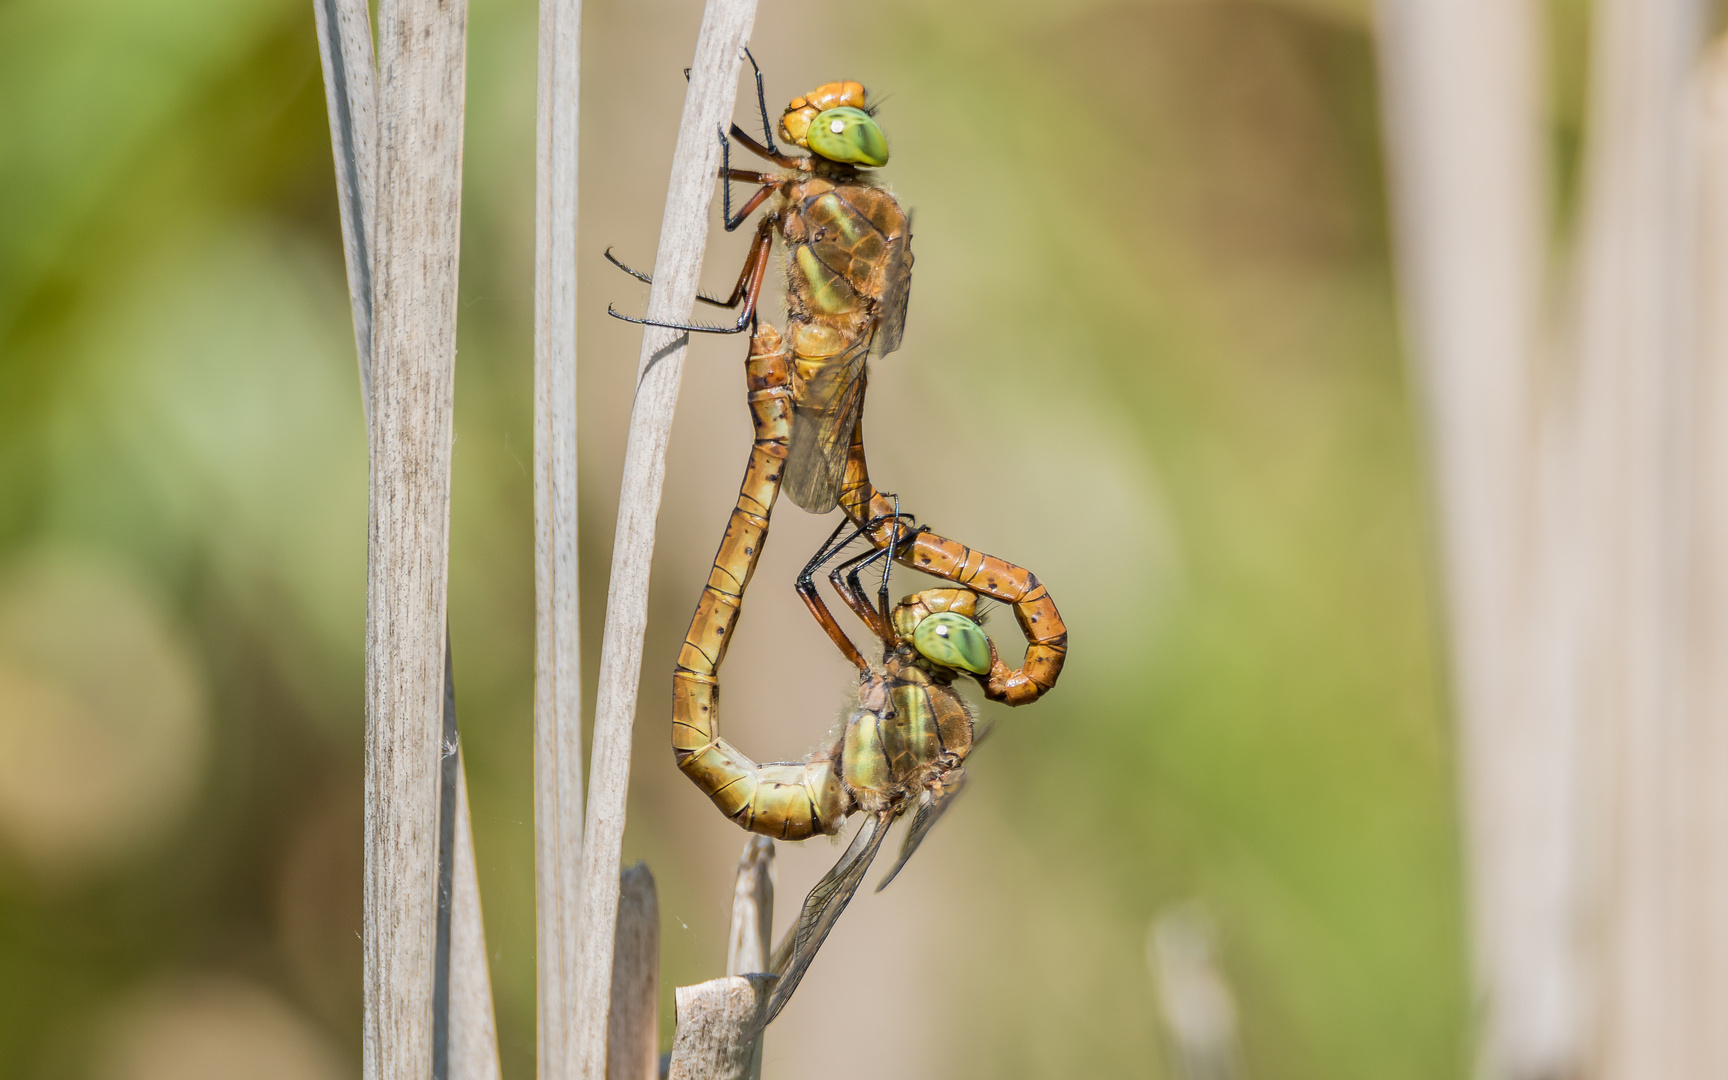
[762,812,891,1027]
[785,345,866,514]
[875,769,967,894]
[870,219,913,361]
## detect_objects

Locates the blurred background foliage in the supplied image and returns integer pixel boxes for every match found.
[0,0,1568,1075]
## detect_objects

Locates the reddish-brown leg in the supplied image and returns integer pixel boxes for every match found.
[730,124,806,168]
[794,521,870,672]
[828,545,893,645]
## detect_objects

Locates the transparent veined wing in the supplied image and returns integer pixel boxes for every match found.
[784,339,867,514]
[761,811,891,1027]
[875,769,966,893]
[870,216,913,362]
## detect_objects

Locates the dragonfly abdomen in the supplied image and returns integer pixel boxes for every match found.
[671,325,850,840]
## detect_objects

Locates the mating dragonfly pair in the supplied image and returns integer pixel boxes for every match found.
[608,56,1068,1027]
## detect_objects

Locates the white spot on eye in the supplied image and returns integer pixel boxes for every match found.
[936,626,949,637]
[829,119,845,134]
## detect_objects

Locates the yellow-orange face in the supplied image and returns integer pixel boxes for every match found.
[779,81,888,167]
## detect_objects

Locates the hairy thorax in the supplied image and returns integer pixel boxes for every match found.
[840,649,973,815]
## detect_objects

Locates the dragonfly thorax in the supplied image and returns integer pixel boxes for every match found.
[840,654,974,815]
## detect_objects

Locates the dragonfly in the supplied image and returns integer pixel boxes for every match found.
[673,323,999,1025]
[611,59,1068,705]
[609,59,913,515]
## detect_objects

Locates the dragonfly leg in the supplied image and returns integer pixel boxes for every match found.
[875,501,907,627]
[604,243,758,310]
[829,508,917,646]
[837,420,1068,706]
[718,127,781,232]
[743,46,781,155]
[730,122,806,169]
[606,215,773,334]
[829,542,894,645]
[794,519,872,672]
[673,324,850,840]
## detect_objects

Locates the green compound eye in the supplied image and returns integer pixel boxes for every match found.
[807,107,889,167]
[912,612,991,675]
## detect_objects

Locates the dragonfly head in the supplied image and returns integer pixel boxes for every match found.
[780,81,889,168]
[894,589,992,675]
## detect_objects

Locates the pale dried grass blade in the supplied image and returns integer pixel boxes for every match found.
[315,1,501,1074]
[725,836,773,1080]
[1370,1,1582,1076]
[725,836,773,977]
[570,2,759,1076]
[606,863,661,1080]
[1568,0,1705,1075]
[450,750,503,1080]
[312,0,378,420]
[1685,38,1728,1077]
[360,0,474,1076]
[532,0,587,1076]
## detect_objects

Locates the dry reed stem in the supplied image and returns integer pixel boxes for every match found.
[1572,1,1705,1075]
[1683,40,1728,1076]
[1370,1,1582,1076]
[311,0,377,417]
[606,864,661,1080]
[725,836,773,977]
[723,837,773,1080]
[364,0,470,1055]
[451,753,503,1080]
[568,2,758,1076]
[1376,0,1728,1075]
[315,0,502,1076]
[532,0,586,1076]
[666,976,774,1080]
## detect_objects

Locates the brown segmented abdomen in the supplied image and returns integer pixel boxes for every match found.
[671,324,849,840]
[837,412,1069,707]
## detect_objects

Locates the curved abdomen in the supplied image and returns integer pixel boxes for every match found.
[671,325,849,840]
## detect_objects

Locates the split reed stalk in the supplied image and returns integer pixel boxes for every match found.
[568,1,759,1076]
[313,0,500,1076]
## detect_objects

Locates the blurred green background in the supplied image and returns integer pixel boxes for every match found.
[0,0,1499,1076]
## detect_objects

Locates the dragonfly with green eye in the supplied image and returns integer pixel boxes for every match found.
[608,59,1066,711]
[672,323,1001,1026]
[609,58,912,514]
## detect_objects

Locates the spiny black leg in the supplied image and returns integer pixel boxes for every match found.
[603,247,736,309]
[744,47,780,155]
[607,217,771,334]
[878,496,903,625]
[718,126,736,227]
[717,131,778,232]
[798,519,868,593]
[606,305,751,334]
